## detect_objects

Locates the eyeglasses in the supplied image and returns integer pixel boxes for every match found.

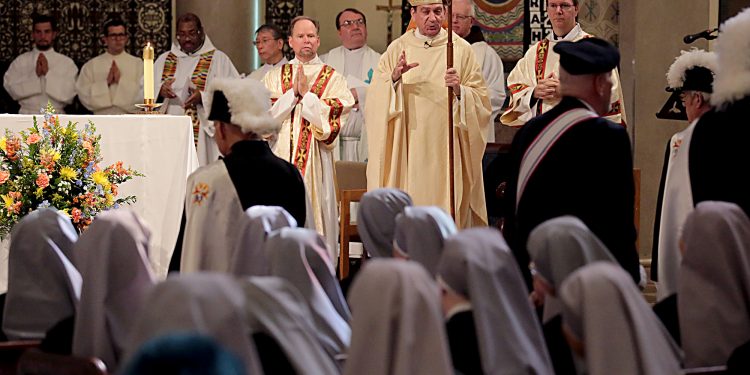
[176,30,202,41]
[340,19,365,28]
[453,14,472,22]
[253,38,279,46]
[547,3,575,11]
[107,33,127,39]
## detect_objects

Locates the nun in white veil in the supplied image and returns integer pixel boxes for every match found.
[343,259,453,375]
[230,205,297,277]
[264,227,351,360]
[242,277,341,374]
[679,201,750,367]
[71,209,155,371]
[123,273,263,375]
[560,262,682,375]
[358,188,412,257]
[392,206,456,275]
[3,208,81,340]
[437,227,554,375]
[527,216,617,323]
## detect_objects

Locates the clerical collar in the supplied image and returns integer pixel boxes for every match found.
[445,301,472,321]
[549,23,583,42]
[290,55,323,65]
[575,97,599,113]
[414,28,439,41]
[345,45,366,54]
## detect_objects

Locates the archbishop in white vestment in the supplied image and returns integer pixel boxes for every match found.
[500,24,626,127]
[321,46,379,162]
[263,57,354,261]
[366,23,491,228]
[154,36,239,166]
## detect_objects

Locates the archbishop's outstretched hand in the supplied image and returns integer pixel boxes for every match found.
[392,50,419,83]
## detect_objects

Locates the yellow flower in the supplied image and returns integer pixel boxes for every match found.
[2,194,13,209]
[105,192,114,205]
[60,166,77,180]
[0,137,6,152]
[91,171,111,190]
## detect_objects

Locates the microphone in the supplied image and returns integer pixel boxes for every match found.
[424,40,432,49]
[684,28,718,44]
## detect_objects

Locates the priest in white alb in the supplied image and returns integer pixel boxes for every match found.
[76,19,143,115]
[366,0,491,228]
[154,13,239,166]
[263,16,355,261]
[321,8,381,162]
[500,0,625,127]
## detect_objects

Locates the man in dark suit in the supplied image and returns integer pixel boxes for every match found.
[503,38,640,287]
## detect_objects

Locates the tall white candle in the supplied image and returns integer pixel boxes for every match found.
[143,42,154,101]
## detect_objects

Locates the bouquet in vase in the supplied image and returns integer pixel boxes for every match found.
[0,103,142,238]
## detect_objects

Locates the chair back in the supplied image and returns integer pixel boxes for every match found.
[334,161,367,279]
[17,350,107,375]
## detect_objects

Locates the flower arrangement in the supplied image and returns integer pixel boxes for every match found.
[0,103,142,238]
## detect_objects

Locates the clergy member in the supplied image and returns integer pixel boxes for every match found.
[651,49,716,302]
[452,0,506,142]
[3,14,77,114]
[154,13,240,166]
[262,16,354,261]
[320,8,381,161]
[177,77,307,272]
[503,38,640,287]
[247,24,288,81]
[500,0,626,127]
[366,0,491,228]
[76,19,143,114]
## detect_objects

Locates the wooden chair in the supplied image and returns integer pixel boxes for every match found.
[0,340,40,375]
[334,161,367,280]
[16,350,107,375]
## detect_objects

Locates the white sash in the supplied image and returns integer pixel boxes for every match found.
[181,161,245,273]
[516,108,597,208]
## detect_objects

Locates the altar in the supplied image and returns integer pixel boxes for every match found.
[0,114,199,292]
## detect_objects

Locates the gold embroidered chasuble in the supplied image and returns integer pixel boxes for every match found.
[365,29,491,228]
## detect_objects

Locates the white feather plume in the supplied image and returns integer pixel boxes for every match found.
[666,48,717,90]
[207,78,281,136]
[712,7,750,107]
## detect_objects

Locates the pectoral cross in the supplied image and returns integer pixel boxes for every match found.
[376,0,402,45]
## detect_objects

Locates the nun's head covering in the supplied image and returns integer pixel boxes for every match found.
[679,201,750,367]
[343,259,453,375]
[393,206,456,275]
[71,209,156,371]
[560,262,682,375]
[123,273,263,375]
[230,205,297,277]
[438,227,554,375]
[358,188,413,258]
[242,277,340,374]
[121,333,246,375]
[527,216,617,322]
[3,208,81,340]
[264,227,351,358]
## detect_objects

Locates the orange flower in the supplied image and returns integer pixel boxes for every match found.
[111,184,118,195]
[26,133,41,145]
[35,172,50,189]
[5,137,20,161]
[0,170,9,185]
[71,208,82,223]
